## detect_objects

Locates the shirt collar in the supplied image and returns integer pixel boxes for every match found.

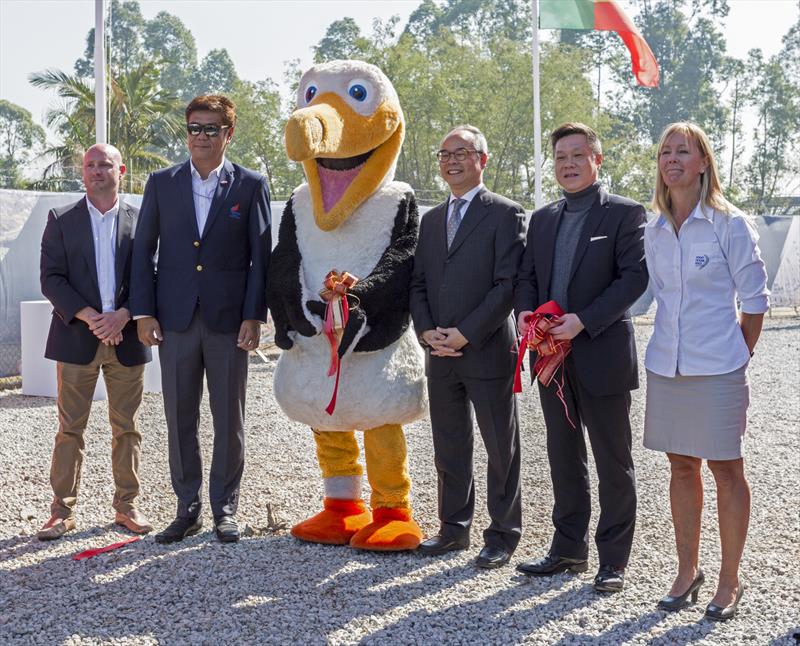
[449,183,484,206]
[190,157,226,181]
[652,201,714,231]
[86,196,119,219]
[652,214,670,230]
[690,201,714,222]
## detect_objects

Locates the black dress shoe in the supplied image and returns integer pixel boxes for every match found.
[657,570,705,611]
[155,516,202,544]
[516,553,588,576]
[476,545,511,569]
[594,564,625,593]
[214,515,240,543]
[704,583,745,621]
[418,534,469,556]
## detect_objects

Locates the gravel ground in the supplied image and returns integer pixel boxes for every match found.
[0,318,798,646]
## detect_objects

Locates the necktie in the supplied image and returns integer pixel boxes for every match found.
[447,198,466,248]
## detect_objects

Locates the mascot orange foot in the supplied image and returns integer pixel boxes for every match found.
[290,426,422,551]
[349,506,422,551]
[290,497,372,545]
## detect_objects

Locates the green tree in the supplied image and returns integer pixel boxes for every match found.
[228,79,303,198]
[744,42,800,214]
[372,28,595,205]
[604,1,729,148]
[404,0,530,45]
[74,0,146,78]
[143,11,198,101]
[29,64,184,192]
[0,100,46,189]
[313,18,372,62]
[193,48,240,96]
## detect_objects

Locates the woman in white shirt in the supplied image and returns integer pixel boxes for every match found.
[643,122,768,621]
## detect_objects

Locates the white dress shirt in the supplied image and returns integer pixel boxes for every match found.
[644,202,769,377]
[448,183,484,216]
[86,197,118,313]
[190,157,225,236]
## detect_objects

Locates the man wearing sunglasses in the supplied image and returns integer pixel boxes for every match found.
[410,124,526,569]
[131,94,271,544]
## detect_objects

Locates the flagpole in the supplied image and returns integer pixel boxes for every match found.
[94,0,107,144]
[531,0,542,209]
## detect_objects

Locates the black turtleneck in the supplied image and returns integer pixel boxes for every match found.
[549,182,601,311]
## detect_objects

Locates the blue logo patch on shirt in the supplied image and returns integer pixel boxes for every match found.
[695,254,709,269]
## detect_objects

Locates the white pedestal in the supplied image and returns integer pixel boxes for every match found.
[21,300,162,399]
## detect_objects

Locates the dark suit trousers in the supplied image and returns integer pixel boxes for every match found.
[538,355,636,567]
[428,370,522,552]
[159,310,248,519]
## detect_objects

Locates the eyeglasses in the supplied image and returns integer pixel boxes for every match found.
[187,123,231,137]
[436,148,481,163]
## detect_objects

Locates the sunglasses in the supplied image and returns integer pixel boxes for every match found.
[187,123,231,137]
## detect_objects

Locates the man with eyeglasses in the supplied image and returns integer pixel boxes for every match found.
[131,94,271,544]
[409,124,526,569]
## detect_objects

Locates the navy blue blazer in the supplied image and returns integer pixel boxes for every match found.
[40,197,151,367]
[513,188,648,396]
[130,160,271,333]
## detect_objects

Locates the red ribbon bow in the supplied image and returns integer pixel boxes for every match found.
[320,270,359,415]
[513,300,576,429]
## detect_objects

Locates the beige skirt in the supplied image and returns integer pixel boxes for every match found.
[643,364,749,460]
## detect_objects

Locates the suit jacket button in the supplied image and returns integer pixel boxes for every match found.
[196,264,203,271]
[193,240,200,247]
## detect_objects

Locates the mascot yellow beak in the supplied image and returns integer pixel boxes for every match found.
[285,92,404,231]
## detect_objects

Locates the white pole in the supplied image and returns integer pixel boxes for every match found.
[531,0,542,209]
[94,0,106,144]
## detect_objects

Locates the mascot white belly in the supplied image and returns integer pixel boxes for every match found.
[274,184,426,431]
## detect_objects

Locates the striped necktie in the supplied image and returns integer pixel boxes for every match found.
[447,198,466,248]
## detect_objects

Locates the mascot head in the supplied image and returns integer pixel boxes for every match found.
[285,60,404,232]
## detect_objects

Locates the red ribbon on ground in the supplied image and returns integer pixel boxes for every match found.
[320,270,359,415]
[513,300,576,429]
[73,535,140,561]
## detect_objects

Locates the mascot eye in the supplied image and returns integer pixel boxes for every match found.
[348,83,368,102]
[304,85,317,103]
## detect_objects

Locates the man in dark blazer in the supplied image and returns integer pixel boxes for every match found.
[130,95,271,544]
[514,123,648,592]
[410,124,526,569]
[38,143,152,540]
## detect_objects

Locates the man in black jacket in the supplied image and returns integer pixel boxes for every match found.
[514,123,648,591]
[38,143,152,540]
[410,124,526,569]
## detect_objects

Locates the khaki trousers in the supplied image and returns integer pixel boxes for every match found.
[50,343,145,518]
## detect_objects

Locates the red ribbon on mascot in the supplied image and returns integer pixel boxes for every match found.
[319,270,359,415]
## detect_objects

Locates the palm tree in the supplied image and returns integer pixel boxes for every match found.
[29,62,184,192]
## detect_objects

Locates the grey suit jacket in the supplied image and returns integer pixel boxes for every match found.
[410,187,526,379]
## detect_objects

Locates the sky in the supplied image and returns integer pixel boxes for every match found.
[1,0,798,147]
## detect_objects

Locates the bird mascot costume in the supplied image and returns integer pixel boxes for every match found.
[268,60,427,551]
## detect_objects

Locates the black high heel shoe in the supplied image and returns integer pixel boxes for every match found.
[657,570,705,611]
[704,582,745,621]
